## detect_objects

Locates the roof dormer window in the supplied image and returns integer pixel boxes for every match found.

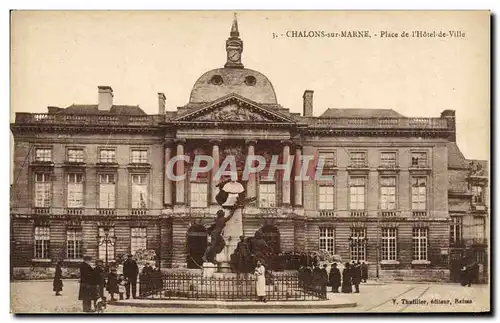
[245,75,256,86]
[210,75,224,85]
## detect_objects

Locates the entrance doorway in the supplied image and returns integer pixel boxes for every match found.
[187,224,207,269]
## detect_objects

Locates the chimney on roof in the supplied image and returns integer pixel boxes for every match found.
[303,90,314,117]
[98,86,113,111]
[441,109,456,142]
[158,93,166,114]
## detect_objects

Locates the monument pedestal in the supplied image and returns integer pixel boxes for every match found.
[212,207,243,273]
[203,262,217,278]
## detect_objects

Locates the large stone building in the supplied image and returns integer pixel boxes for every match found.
[10,17,488,281]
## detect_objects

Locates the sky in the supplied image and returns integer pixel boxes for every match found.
[10,10,490,160]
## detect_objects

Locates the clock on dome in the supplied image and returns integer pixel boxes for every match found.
[224,13,244,69]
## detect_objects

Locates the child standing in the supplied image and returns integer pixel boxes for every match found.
[106,268,118,301]
[118,275,127,300]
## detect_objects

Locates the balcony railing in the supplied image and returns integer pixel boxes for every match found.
[66,208,83,216]
[312,117,449,129]
[350,210,367,217]
[15,113,164,126]
[381,211,399,217]
[34,207,50,215]
[131,209,147,216]
[348,162,369,169]
[464,238,488,246]
[410,163,430,169]
[412,211,427,217]
[319,210,336,217]
[98,209,117,216]
[378,163,399,169]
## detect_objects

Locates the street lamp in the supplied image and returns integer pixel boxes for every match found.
[97,223,116,272]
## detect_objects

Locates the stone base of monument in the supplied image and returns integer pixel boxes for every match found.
[202,262,217,278]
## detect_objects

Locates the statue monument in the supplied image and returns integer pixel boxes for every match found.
[203,179,255,274]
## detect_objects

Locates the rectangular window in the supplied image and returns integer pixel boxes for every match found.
[381,228,397,261]
[350,152,367,167]
[259,183,276,207]
[349,177,365,210]
[412,227,428,261]
[99,149,116,163]
[35,148,52,162]
[131,149,148,164]
[472,185,484,204]
[473,217,485,241]
[190,182,208,208]
[99,174,116,209]
[411,177,427,210]
[131,175,148,209]
[34,226,50,259]
[66,229,82,259]
[98,227,115,261]
[67,174,84,208]
[319,227,335,254]
[380,152,397,167]
[450,216,463,244]
[67,149,84,163]
[350,228,366,261]
[34,173,52,208]
[319,151,336,169]
[318,185,335,210]
[380,177,396,210]
[130,227,147,256]
[411,152,428,167]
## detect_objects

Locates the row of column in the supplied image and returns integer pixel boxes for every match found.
[163,139,303,207]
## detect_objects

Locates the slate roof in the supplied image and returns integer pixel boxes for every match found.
[55,104,146,115]
[447,143,470,169]
[320,108,405,118]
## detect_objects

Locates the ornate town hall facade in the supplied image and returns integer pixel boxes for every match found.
[10,18,488,282]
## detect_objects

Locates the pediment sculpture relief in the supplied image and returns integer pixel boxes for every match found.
[194,103,271,122]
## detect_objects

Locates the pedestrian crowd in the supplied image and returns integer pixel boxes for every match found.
[298,260,369,294]
[76,254,141,313]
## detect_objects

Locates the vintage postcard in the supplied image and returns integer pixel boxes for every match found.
[9,10,490,314]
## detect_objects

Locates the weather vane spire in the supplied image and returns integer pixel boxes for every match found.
[230,12,239,38]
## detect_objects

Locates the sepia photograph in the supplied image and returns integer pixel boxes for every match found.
[9,10,490,314]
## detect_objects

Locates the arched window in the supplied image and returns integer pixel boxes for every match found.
[186,224,207,269]
[261,225,281,254]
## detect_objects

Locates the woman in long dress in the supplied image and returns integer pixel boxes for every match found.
[254,259,267,302]
[341,262,352,293]
[53,261,63,296]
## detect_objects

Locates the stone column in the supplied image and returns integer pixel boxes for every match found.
[294,145,303,207]
[210,139,221,204]
[281,140,291,206]
[246,140,257,199]
[175,139,186,205]
[164,140,173,206]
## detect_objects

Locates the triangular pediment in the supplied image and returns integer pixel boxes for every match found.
[173,94,296,124]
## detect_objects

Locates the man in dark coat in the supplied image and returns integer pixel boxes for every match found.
[123,254,139,299]
[78,256,96,312]
[329,263,341,293]
[361,262,368,283]
[352,261,361,293]
[94,260,106,299]
[320,264,329,290]
[311,264,323,287]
